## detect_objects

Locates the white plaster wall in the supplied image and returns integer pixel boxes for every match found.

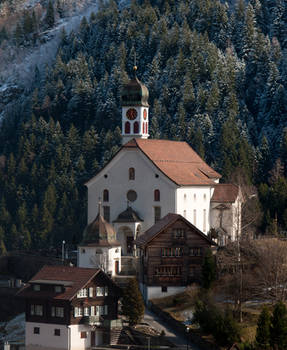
[146,286,186,301]
[69,324,95,350]
[78,246,121,276]
[87,149,177,233]
[176,186,213,234]
[26,322,68,350]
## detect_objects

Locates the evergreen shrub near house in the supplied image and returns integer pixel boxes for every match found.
[201,248,216,289]
[255,306,271,349]
[122,278,144,326]
[193,296,241,346]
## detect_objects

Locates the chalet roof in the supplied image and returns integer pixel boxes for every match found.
[123,139,221,185]
[135,213,215,247]
[211,184,239,203]
[113,206,143,223]
[80,213,121,247]
[17,265,119,300]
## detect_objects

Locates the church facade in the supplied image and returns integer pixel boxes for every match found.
[83,70,242,275]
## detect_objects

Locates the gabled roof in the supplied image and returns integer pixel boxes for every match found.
[211,184,239,203]
[17,265,119,300]
[85,138,221,187]
[123,139,221,185]
[135,213,215,247]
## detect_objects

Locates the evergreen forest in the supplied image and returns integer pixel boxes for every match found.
[1,0,287,252]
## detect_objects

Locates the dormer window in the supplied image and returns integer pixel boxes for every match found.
[129,168,135,180]
[33,284,40,291]
[55,286,62,293]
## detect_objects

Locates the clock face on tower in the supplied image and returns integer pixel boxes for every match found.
[126,108,137,120]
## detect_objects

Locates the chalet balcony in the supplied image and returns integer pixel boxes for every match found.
[82,315,102,326]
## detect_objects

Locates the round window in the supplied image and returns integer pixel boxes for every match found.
[127,190,137,202]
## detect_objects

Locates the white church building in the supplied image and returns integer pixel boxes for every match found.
[78,69,242,275]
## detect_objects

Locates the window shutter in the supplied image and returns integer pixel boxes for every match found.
[90,306,95,316]
[74,307,78,318]
[89,287,93,297]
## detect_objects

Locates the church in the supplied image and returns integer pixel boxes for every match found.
[78,68,242,277]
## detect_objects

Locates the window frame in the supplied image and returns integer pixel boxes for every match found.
[154,189,160,202]
[103,189,109,202]
[129,167,135,180]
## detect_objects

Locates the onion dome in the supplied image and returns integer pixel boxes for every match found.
[121,69,149,107]
[81,213,120,247]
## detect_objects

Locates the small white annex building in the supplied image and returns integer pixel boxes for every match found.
[83,68,242,272]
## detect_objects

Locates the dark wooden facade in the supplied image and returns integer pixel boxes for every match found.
[137,215,214,287]
[19,267,121,327]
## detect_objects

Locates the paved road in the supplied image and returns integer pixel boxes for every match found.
[143,308,201,350]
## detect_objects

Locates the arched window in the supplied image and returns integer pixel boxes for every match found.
[142,122,145,134]
[129,168,135,180]
[154,189,160,201]
[103,189,109,202]
[133,121,139,134]
[125,121,130,134]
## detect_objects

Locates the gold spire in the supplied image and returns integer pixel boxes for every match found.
[133,51,137,75]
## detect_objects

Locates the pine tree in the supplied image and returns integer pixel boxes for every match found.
[45,0,55,29]
[122,278,144,326]
[202,249,216,289]
[256,306,271,349]
[270,301,287,350]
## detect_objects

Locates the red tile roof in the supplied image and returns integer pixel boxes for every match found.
[211,184,239,203]
[17,265,117,301]
[135,213,215,247]
[124,139,221,185]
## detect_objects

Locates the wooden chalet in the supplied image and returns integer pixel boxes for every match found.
[135,213,215,301]
[18,265,122,350]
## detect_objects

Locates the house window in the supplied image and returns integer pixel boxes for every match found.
[81,248,85,253]
[103,189,109,202]
[84,307,90,316]
[81,332,87,338]
[193,209,196,226]
[105,286,108,296]
[203,209,206,232]
[103,206,110,222]
[74,307,83,317]
[125,121,130,134]
[55,286,62,293]
[33,327,40,334]
[174,228,185,238]
[190,247,203,256]
[54,329,60,336]
[193,194,196,201]
[204,194,207,201]
[154,206,161,223]
[77,288,88,298]
[161,248,183,257]
[183,210,186,218]
[134,121,139,134]
[155,266,182,276]
[154,189,160,201]
[51,306,64,318]
[129,167,135,180]
[161,286,167,292]
[30,304,43,316]
[33,284,40,291]
[96,286,105,296]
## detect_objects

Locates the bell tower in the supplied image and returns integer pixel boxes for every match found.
[121,66,149,144]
